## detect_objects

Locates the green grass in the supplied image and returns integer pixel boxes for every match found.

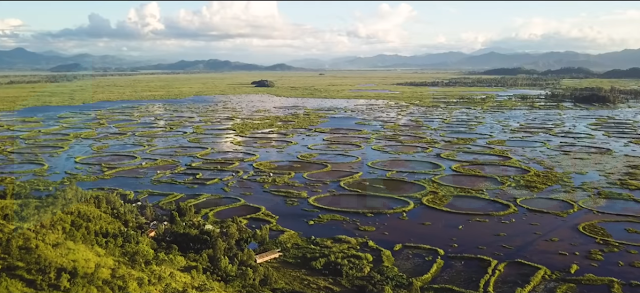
[2,70,639,111]
[0,71,498,111]
[561,78,640,88]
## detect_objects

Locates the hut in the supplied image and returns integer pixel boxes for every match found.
[255,249,282,264]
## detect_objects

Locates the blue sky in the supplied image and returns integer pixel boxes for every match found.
[1,1,640,63]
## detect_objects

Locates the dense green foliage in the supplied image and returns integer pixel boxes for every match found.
[0,184,285,293]
[545,86,640,104]
[395,76,562,88]
[0,181,421,293]
[0,71,191,86]
[472,66,640,79]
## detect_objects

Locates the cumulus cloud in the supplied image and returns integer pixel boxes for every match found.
[36,2,164,40]
[0,18,24,38]
[4,2,640,61]
[0,18,26,49]
[347,3,417,44]
[486,10,640,52]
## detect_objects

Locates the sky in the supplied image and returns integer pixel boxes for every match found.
[2,1,640,64]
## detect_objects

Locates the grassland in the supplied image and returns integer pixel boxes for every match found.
[1,70,640,111]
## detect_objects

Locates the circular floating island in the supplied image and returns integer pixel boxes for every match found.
[191,196,244,211]
[197,129,237,136]
[241,132,292,139]
[436,143,494,152]
[441,151,514,163]
[550,132,595,139]
[8,145,68,154]
[323,135,372,143]
[210,204,264,220]
[452,163,533,176]
[367,159,445,174]
[577,197,640,217]
[578,219,640,246]
[516,197,579,217]
[0,161,48,174]
[303,170,361,181]
[147,146,211,156]
[372,144,432,154]
[188,161,239,170]
[373,133,435,144]
[441,132,494,139]
[307,143,364,151]
[231,139,297,149]
[97,131,132,140]
[340,177,428,197]
[432,173,507,190]
[25,138,74,145]
[136,130,189,138]
[314,127,368,135]
[512,127,553,134]
[254,160,330,173]
[487,139,548,148]
[548,144,613,154]
[21,132,73,141]
[308,192,414,213]
[422,194,518,216]
[187,136,233,144]
[93,143,148,153]
[76,154,141,166]
[197,151,259,162]
[605,132,640,139]
[297,153,361,164]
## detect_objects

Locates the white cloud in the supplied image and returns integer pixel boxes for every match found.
[347,3,417,44]
[169,1,286,39]
[487,10,640,52]
[0,18,24,38]
[0,18,25,49]
[125,1,164,35]
[3,2,640,61]
[0,18,24,30]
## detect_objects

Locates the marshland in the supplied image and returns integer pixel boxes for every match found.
[1,70,640,293]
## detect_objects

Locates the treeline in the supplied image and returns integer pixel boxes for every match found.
[0,179,421,293]
[396,76,561,88]
[471,67,640,79]
[545,86,640,104]
[0,71,197,86]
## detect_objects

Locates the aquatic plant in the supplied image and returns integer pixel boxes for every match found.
[307,142,364,151]
[516,197,579,217]
[425,254,498,293]
[308,193,415,214]
[562,274,624,293]
[297,152,362,163]
[340,177,429,197]
[302,170,362,182]
[266,189,308,198]
[578,219,640,246]
[367,159,445,174]
[422,194,518,216]
[371,144,432,155]
[486,259,550,293]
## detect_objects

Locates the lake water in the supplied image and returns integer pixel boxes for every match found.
[1,94,639,282]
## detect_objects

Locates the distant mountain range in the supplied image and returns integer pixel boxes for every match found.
[287,48,640,71]
[3,46,640,72]
[132,60,304,72]
[0,48,305,72]
[0,48,156,70]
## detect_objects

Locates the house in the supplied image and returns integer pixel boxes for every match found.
[146,229,156,238]
[255,249,282,264]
